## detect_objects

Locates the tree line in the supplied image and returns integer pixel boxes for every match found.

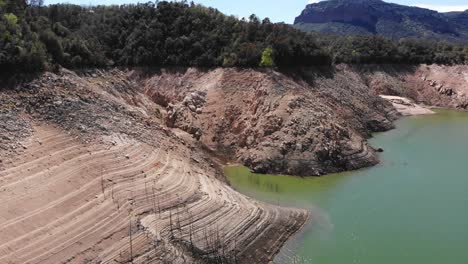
[1,0,468,74]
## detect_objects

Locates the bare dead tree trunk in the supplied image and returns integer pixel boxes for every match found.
[169,209,174,239]
[145,181,149,203]
[129,218,133,263]
[153,239,157,260]
[101,167,105,199]
[157,191,161,218]
[234,238,237,264]
[176,198,181,237]
[204,227,209,250]
[189,211,194,256]
[151,186,157,214]
[111,183,115,202]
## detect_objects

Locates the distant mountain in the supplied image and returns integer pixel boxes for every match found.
[294,0,468,42]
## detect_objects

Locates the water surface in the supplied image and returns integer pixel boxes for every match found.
[225,110,468,264]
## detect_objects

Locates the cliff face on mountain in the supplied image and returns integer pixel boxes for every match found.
[1,64,467,263]
[294,0,468,42]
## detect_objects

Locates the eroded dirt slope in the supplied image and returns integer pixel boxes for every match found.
[0,69,307,264]
[1,64,464,263]
[140,65,468,177]
[141,66,398,176]
[360,64,468,109]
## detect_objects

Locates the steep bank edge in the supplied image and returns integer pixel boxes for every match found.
[140,66,399,177]
[358,64,468,110]
[140,64,468,177]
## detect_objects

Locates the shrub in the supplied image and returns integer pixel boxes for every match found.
[259,47,274,67]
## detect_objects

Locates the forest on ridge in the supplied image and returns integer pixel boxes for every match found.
[1,0,468,74]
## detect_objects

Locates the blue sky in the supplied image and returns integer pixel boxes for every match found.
[44,0,468,23]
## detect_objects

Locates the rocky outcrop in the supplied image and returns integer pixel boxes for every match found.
[141,66,398,176]
[141,64,468,177]
[358,64,468,110]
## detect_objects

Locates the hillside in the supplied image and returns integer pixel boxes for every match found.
[2,1,468,263]
[294,0,468,42]
[1,1,467,75]
[2,64,468,262]
[0,68,309,264]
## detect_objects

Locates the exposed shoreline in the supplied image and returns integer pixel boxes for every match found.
[2,64,468,263]
[227,109,468,263]
[217,63,468,261]
[0,68,310,264]
[380,95,435,116]
[222,101,441,262]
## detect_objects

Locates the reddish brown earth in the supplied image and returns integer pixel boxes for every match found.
[0,64,465,263]
[141,66,398,176]
[360,64,468,109]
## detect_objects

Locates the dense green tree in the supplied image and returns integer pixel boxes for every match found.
[259,47,274,67]
[0,0,467,75]
[39,30,64,63]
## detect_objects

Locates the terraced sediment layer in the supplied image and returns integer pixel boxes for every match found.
[0,68,310,264]
[0,124,306,263]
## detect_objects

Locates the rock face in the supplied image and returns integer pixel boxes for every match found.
[357,64,468,110]
[294,0,468,42]
[141,64,468,177]
[142,66,398,176]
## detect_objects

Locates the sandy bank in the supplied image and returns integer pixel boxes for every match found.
[380,95,435,116]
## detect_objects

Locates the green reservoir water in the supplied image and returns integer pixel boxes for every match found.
[225,110,468,264]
